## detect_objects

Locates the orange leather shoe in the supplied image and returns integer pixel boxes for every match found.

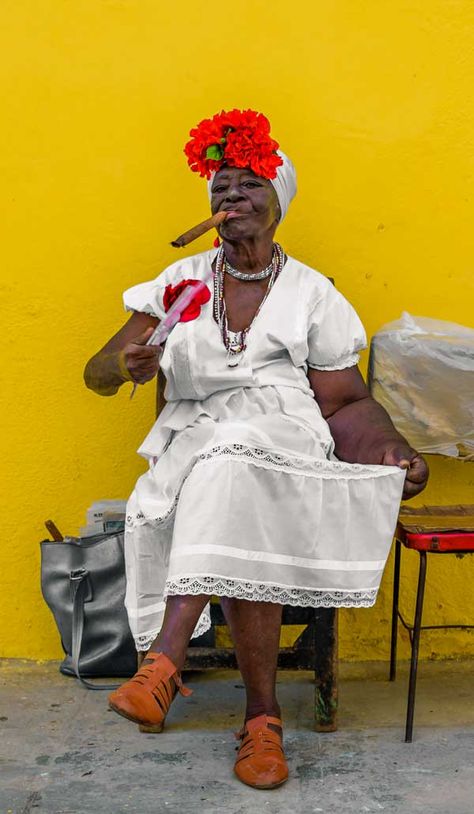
[108,651,192,733]
[234,715,289,789]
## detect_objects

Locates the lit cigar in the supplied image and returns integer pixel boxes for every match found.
[171,211,228,248]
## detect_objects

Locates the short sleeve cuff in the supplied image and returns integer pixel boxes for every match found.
[307,352,360,371]
[122,280,166,320]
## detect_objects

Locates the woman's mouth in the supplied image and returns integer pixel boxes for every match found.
[223,210,246,220]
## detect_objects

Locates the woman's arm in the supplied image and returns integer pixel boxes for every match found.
[308,366,429,499]
[84,311,160,396]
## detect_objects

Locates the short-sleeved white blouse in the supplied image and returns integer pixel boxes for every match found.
[123,249,366,459]
[121,249,405,652]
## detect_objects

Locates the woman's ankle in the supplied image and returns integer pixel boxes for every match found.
[147,642,186,672]
[245,700,281,722]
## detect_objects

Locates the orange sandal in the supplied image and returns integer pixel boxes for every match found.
[108,651,192,733]
[234,714,289,789]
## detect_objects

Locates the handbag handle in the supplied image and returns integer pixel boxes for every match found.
[70,568,122,691]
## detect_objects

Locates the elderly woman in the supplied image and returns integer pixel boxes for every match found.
[84,109,428,790]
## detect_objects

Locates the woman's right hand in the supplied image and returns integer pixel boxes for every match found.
[121,326,162,384]
[84,311,160,396]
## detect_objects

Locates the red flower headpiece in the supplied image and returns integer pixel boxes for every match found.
[184,109,283,181]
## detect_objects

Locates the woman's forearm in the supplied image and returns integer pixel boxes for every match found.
[327,396,409,464]
[84,350,133,396]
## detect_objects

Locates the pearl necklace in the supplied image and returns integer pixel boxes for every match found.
[214,243,285,367]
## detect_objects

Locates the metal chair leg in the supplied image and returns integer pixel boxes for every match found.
[390,538,402,681]
[405,551,427,742]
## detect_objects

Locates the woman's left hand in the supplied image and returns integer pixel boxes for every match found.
[381,446,429,500]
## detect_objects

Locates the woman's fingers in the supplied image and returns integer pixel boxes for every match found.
[405,454,429,484]
[402,479,425,499]
[129,345,160,360]
[402,454,429,500]
[381,447,429,500]
[133,326,156,345]
[130,364,159,384]
[123,338,162,383]
[128,359,160,382]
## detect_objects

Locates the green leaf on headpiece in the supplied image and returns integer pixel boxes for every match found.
[206,144,224,160]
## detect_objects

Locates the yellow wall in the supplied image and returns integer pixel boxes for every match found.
[1,1,473,661]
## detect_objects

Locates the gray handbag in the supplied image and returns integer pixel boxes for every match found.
[40,531,137,690]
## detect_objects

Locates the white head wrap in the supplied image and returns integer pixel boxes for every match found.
[270,151,297,221]
[207,150,297,221]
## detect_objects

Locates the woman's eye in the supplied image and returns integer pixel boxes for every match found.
[243,182,260,188]
[212,186,226,194]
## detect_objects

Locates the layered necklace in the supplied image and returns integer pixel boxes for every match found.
[213,242,285,367]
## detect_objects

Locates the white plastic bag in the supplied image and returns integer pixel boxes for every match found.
[369,313,474,458]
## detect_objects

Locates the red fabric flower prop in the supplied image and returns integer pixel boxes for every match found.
[163,279,211,323]
[184,108,283,180]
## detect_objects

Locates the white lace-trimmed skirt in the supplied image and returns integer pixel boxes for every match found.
[124,386,406,651]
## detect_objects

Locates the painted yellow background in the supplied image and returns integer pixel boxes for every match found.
[1,1,473,661]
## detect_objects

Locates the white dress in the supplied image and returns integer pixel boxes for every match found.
[122,249,406,651]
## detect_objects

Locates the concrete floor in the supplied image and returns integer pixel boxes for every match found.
[0,659,473,814]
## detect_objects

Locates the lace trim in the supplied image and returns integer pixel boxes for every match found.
[126,442,395,527]
[133,612,212,653]
[195,443,393,478]
[165,576,378,608]
[192,612,213,638]
[135,632,159,652]
[127,494,180,529]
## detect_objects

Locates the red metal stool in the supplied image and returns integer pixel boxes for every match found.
[390,504,474,742]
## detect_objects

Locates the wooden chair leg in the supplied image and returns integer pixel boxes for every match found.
[313,607,338,731]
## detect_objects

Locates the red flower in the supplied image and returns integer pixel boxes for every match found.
[183,108,283,180]
[163,279,211,323]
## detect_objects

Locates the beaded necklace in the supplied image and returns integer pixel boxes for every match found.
[224,259,273,281]
[213,243,285,367]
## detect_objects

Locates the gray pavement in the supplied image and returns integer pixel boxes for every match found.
[1,659,473,814]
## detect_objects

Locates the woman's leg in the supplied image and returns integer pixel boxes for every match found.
[220,598,283,722]
[145,594,209,671]
[109,594,209,730]
[222,599,289,789]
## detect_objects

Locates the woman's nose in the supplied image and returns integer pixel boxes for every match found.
[226,185,244,202]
